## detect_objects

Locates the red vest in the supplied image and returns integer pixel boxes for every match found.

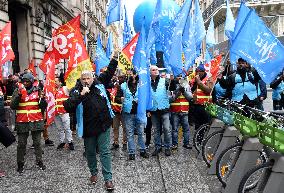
[170,95,190,113]
[194,77,212,105]
[109,88,122,113]
[16,90,43,123]
[55,87,68,115]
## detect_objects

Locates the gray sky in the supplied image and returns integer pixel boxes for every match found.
[125,0,145,31]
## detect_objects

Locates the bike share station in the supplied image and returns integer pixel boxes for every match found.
[201,102,284,193]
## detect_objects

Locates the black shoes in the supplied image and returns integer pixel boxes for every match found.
[165,149,171,156]
[183,144,193,149]
[122,143,127,151]
[152,148,161,156]
[57,143,65,150]
[45,139,54,146]
[69,142,75,150]
[129,154,135,160]
[36,161,46,170]
[17,162,24,174]
[140,151,149,158]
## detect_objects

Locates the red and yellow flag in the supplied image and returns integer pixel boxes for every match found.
[118,33,139,73]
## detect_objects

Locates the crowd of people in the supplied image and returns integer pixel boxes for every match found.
[0,52,284,191]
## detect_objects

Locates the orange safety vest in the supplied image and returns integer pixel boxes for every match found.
[16,90,43,123]
[109,88,122,113]
[170,95,190,113]
[194,76,212,105]
[55,87,68,115]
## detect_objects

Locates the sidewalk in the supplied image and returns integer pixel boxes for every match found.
[0,125,220,193]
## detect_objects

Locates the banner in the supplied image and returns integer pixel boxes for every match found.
[39,16,80,73]
[64,25,93,89]
[0,21,15,65]
[44,54,56,125]
[118,33,139,73]
[204,54,222,81]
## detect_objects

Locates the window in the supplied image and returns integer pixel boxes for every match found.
[44,10,52,37]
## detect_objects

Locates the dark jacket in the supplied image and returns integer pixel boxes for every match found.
[63,59,118,138]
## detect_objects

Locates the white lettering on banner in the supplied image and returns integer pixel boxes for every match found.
[255,33,277,63]
[239,50,257,64]
[161,8,176,21]
[74,43,83,61]
[47,33,75,55]
[129,42,137,62]
[46,91,55,119]
[1,35,12,60]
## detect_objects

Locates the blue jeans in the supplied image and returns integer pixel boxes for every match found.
[171,112,190,146]
[123,113,146,154]
[151,111,172,149]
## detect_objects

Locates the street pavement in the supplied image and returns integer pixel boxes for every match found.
[0,92,275,193]
[0,123,222,193]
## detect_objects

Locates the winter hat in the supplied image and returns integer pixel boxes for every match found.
[22,73,35,83]
[196,64,205,72]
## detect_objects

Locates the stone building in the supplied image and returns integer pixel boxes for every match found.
[0,0,120,79]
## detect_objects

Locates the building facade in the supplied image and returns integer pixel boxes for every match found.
[0,0,120,79]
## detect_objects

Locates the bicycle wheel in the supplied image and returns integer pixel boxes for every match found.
[238,161,273,193]
[193,124,210,152]
[216,141,243,187]
[202,130,224,167]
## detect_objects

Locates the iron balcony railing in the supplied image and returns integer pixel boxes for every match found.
[202,0,282,21]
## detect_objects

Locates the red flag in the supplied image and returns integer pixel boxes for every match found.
[28,59,37,76]
[118,33,139,73]
[44,54,57,125]
[64,20,93,89]
[39,16,80,73]
[204,55,223,81]
[0,21,15,65]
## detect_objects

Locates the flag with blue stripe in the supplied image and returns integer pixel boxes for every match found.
[106,32,114,59]
[230,8,284,83]
[123,5,133,46]
[106,0,121,26]
[206,17,216,48]
[225,0,235,41]
[95,34,110,74]
[132,20,153,124]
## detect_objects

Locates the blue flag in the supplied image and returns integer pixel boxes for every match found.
[194,0,206,51]
[150,44,157,65]
[230,3,251,64]
[183,12,197,71]
[95,34,110,74]
[106,32,114,59]
[76,103,83,138]
[224,0,235,41]
[123,5,133,46]
[206,17,216,48]
[167,0,193,76]
[146,0,162,61]
[132,20,153,124]
[106,0,121,26]
[204,49,212,64]
[230,8,284,83]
